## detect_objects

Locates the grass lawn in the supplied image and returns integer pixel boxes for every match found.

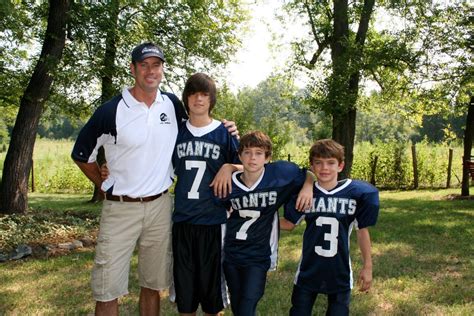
[0,188,473,315]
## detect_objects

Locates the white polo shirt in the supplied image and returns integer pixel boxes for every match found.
[72,87,187,197]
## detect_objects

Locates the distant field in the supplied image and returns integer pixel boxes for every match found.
[0,139,466,194]
[0,138,93,194]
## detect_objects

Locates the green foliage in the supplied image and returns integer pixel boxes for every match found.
[3,138,462,194]
[351,141,463,189]
[366,2,472,125]
[0,0,250,123]
[27,139,92,194]
[213,75,316,159]
[283,142,311,168]
[37,115,84,140]
[214,84,255,135]
[282,0,472,176]
[215,75,324,160]
[0,119,9,147]
[45,164,93,194]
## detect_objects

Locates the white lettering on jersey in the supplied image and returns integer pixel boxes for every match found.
[231,199,242,210]
[316,198,326,213]
[269,191,277,205]
[348,199,356,215]
[230,191,278,210]
[338,198,349,214]
[177,141,221,160]
[308,197,357,215]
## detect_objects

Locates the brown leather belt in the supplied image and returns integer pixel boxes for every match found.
[105,190,168,202]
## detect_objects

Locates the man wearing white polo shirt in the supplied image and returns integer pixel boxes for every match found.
[72,42,236,316]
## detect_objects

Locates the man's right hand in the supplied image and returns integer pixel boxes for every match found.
[73,160,104,190]
[100,163,109,181]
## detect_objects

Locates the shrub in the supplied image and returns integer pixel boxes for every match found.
[29,139,93,194]
[285,140,463,189]
[351,141,462,189]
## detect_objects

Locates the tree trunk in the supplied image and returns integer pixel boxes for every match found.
[0,0,69,214]
[330,0,374,179]
[461,96,473,196]
[332,109,356,178]
[90,0,120,203]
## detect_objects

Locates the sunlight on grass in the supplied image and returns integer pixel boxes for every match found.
[0,189,473,314]
[380,188,466,200]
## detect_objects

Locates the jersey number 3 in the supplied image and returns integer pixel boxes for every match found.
[315,216,339,257]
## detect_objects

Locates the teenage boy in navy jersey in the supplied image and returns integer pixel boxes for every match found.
[84,42,238,315]
[281,139,380,316]
[171,73,241,316]
[222,131,314,316]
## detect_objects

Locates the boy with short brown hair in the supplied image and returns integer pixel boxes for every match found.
[222,131,313,316]
[281,139,380,316]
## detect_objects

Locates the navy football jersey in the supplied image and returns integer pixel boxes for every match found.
[223,161,307,271]
[284,179,379,294]
[172,119,239,225]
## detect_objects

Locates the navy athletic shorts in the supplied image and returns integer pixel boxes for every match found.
[172,222,224,314]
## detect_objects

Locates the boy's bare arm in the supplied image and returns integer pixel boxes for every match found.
[222,119,239,138]
[280,217,296,231]
[295,171,314,211]
[210,163,243,198]
[357,228,373,292]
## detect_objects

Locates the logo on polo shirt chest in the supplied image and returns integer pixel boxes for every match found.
[160,112,171,124]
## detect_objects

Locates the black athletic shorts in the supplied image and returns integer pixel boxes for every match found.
[172,222,225,314]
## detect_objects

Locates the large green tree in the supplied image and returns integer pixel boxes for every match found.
[0,0,249,213]
[0,0,70,214]
[284,0,377,178]
[284,1,471,180]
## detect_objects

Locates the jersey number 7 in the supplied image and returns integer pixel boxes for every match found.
[186,160,206,199]
[236,210,260,240]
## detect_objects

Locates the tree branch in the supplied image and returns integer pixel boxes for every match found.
[304,0,329,66]
[304,0,321,46]
[355,0,375,48]
[369,68,385,91]
[309,38,330,66]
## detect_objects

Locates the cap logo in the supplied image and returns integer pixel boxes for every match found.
[142,47,161,54]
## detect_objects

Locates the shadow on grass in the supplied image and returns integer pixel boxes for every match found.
[375,198,473,258]
[354,197,474,314]
[277,196,473,315]
[28,193,102,215]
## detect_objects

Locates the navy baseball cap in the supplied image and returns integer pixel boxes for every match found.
[131,42,165,63]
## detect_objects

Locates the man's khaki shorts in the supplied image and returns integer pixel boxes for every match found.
[91,192,172,302]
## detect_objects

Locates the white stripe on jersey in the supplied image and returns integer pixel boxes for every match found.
[220,223,230,307]
[269,212,279,271]
[348,220,356,289]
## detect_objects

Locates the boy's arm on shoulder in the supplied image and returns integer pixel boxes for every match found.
[210,163,243,198]
[356,228,373,292]
[280,217,296,231]
[295,171,314,211]
[222,119,239,138]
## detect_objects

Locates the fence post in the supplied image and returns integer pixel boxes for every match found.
[446,148,453,188]
[411,144,418,189]
[370,155,378,186]
[31,158,35,192]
